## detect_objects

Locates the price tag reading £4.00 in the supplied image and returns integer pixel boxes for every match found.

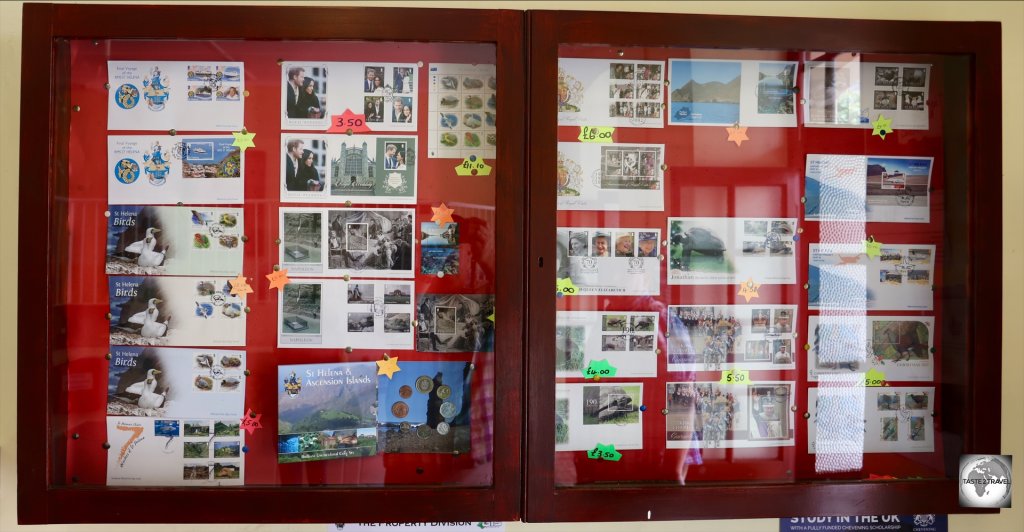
[719,369,750,385]
[582,359,617,379]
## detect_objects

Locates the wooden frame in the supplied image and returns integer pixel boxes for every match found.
[18,3,525,524]
[525,9,1002,521]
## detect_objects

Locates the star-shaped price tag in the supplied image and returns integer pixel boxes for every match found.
[240,409,263,435]
[586,443,622,462]
[454,155,492,176]
[864,237,883,259]
[872,115,894,139]
[486,311,495,323]
[862,368,888,387]
[556,277,578,296]
[431,202,456,228]
[327,109,372,134]
[231,129,256,152]
[266,268,291,291]
[737,277,761,303]
[376,354,401,379]
[228,274,253,298]
[726,125,749,147]
[582,359,618,379]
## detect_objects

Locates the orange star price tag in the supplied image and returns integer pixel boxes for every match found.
[737,277,761,302]
[266,268,291,291]
[431,202,456,228]
[726,125,749,147]
[228,274,253,298]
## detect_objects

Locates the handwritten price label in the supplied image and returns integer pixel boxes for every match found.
[582,359,618,379]
[864,238,883,259]
[454,155,493,176]
[556,277,578,296]
[240,409,263,435]
[327,109,371,133]
[862,368,887,387]
[586,443,622,461]
[719,369,751,385]
[578,126,615,143]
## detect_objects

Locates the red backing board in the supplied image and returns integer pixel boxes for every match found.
[64,39,499,487]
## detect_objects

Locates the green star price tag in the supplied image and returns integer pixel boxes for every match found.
[864,238,883,259]
[454,155,492,176]
[578,125,615,143]
[582,359,618,379]
[586,443,622,461]
[863,368,887,387]
[556,277,578,296]
[719,369,751,385]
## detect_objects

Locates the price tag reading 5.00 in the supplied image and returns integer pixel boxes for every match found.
[719,369,751,385]
[578,126,615,143]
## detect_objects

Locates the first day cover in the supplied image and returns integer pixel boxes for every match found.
[556,227,662,296]
[808,243,936,311]
[107,417,245,486]
[557,142,665,212]
[556,382,644,452]
[279,279,415,350]
[555,311,659,378]
[808,384,935,455]
[808,315,935,382]
[108,61,244,131]
[107,347,246,419]
[108,135,244,205]
[558,58,666,129]
[668,217,797,285]
[804,154,933,223]
[280,207,415,279]
[109,276,247,347]
[804,61,931,130]
[282,62,418,132]
[106,205,243,276]
[666,381,796,450]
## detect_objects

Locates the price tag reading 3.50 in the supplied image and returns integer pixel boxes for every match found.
[586,443,622,461]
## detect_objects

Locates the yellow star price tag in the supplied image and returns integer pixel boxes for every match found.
[376,354,401,379]
[556,277,578,296]
[231,129,256,152]
[578,126,615,143]
[872,115,894,139]
[454,155,492,176]
[864,237,883,259]
[719,369,751,385]
[737,278,761,303]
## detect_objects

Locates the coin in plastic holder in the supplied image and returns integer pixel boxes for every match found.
[417,424,433,438]
[400,421,411,432]
[391,401,409,418]
[416,375,434,394]
[399,385,413,398]
[439,401,456,418]
[436,421,450,436]
[436,384,452,400]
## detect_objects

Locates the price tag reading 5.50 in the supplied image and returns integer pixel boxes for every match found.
[578,126,615,143]
[719,369,751,385]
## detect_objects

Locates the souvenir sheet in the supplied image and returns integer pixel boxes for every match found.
[808,315,935,382]
[803,61,931,130]
[279,134,417,204]
[107,347,246,418]
[667,59,798,128]
[106,417,245,486]
[555,311,659,378]
[277,362,379,463]
[666,381,795,450]
[279,207,415,279]
[278,279,414,350]
[108,61,244,131]
[556,227,662,296]
[557,58,666,129]
[419,222,460,276]
[106,206,243,276]
[808,384,936,454]
[377,361,472,454]
[281,62,418,132]
[108,276,246,347]
[427,63,497,159]
[667,305,798,372]
[808,243,935,311]
[557,142,665,211]
[805,154,933,223]
[667,217,797,285]
[108,136,243,205]
[415,293,495,353]
[555,382,644,452]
